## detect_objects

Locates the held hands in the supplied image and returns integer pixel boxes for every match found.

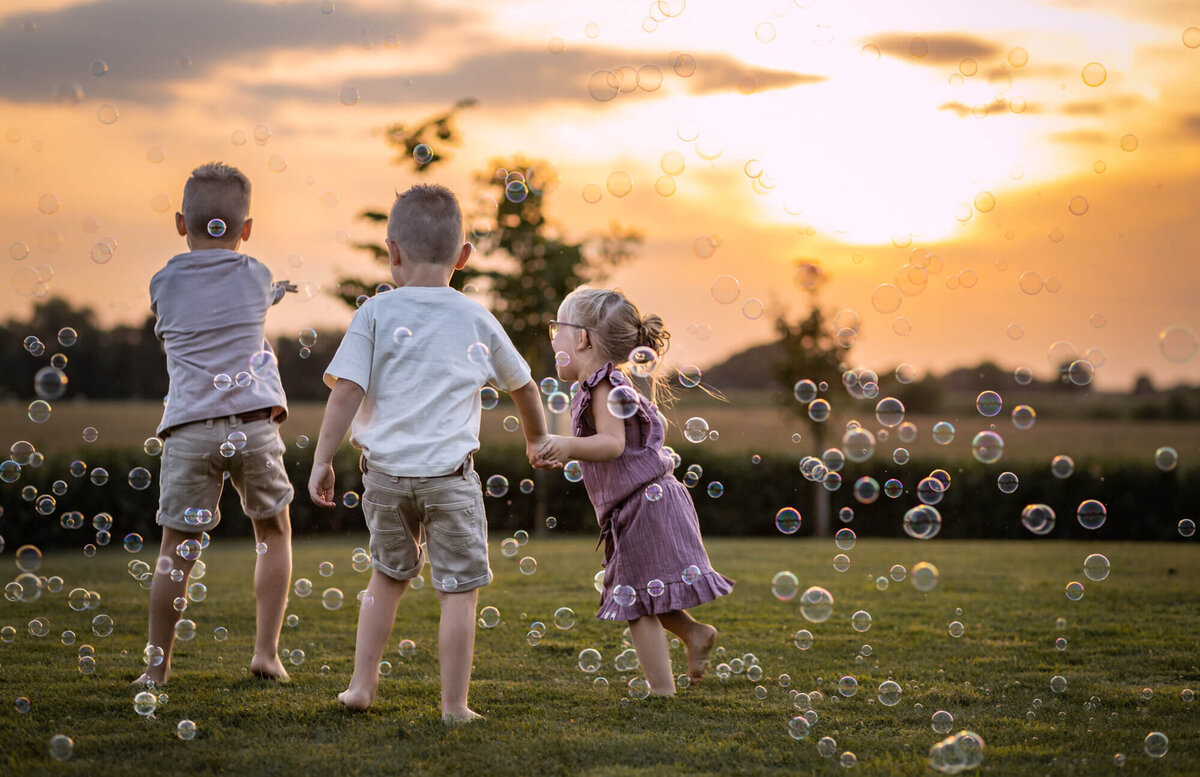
[532,434,572,469]
[308,462,337,507]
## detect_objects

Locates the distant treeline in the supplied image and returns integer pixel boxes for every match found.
[4,298,1200,420]
[2,298,339,402]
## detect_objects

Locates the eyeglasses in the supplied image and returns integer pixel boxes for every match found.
[548,320,587,339]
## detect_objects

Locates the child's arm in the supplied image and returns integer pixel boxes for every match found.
[307,378,366,507]
[508,379,551,467]
[536,381,625,465]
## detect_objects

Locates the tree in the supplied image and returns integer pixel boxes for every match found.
[769,260,850,537]
[333,103,640,378]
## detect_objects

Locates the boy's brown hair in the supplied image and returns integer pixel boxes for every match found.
[387,183,463,265]
[181,162,251,238]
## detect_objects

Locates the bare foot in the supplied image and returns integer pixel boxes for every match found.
[685,624,718,681]
[132,673,163,689]
[441,708,484,724]
[250,653,291,682]
[337,688,374,711]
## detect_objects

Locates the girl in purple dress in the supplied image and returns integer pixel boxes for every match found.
[534,288,733,696]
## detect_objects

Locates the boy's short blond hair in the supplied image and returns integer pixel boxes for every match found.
[387,184,463,265]
[181,162,251,238]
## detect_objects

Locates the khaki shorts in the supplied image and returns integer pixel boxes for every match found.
[361,458,490,592]
[156,416,293,532]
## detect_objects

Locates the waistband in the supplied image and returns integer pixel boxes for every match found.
[161,407,277,438]
[359,454,475,479]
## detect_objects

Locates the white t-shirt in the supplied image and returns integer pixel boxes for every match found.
[324,286,532,477]
[150,249,288,436]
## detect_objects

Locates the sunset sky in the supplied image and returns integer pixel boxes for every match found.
[1,0,1198,390]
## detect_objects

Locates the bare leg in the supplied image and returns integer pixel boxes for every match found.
[659,610,717,681]
[249,508,292,680]
[437,589,483,722]
[139,528,201,685]
[338,571,408,710]
[629,615,676,696]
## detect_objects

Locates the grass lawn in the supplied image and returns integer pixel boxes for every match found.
[1,536,1197,775]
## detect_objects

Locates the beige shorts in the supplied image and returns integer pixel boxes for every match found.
[156,416,293,532]
[361,458,490,592]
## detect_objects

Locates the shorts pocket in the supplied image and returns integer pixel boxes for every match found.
[425,498,481,551]
[242,437,286,476]
[363,499,409,551]
[161,446,211,490]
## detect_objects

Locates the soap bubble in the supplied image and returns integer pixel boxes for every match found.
[486,475,509,498]
[607,386,639,419]
[578,648,602,673]
[971,431,1004,464]
[904,505,942,539]
[1144,732,1169,758]
[799,586,834,623]
[875,397,905,427]
[877,680,902,706]
[1065,581,1084,601]
[1077,499,1106,530]
[1154,447,1178,471]
[128,467,152,490]
[838,676,858,697]
[478,606,500,628]
[771,571,799,601]
[322,588,344,610]
[911,562,939,592]
[48,733,74,760]
[932,422,955,444]
[931,710,954,734]
[1083,553,1110,581]
[975,391,1002,417]
[775,507,801,534]
[554,607,576,630]
[1011,405,1036,430]
[1021,503,1056,535]
[683,417,709,443]
[1051,455,1075,479]
[133,691,158,716]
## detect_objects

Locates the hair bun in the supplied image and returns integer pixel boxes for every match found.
[638,314,670,354]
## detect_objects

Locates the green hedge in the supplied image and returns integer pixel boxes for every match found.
[1,444,1197,550]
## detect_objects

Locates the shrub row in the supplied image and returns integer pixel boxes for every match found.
[1,444,1196,551]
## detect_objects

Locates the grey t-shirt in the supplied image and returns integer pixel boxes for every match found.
[150,249,288,435]
[324,286,532,477]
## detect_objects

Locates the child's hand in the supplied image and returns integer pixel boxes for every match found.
[271,280,299,305]
[308,462,337,507]
[526,435,559,470]
[535,435,571,468]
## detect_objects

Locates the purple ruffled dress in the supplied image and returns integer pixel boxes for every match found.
[573,362,734,621]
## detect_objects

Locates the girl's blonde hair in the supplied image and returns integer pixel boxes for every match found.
[561,288,674,409]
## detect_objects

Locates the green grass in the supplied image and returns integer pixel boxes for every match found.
[1,537,1197,775]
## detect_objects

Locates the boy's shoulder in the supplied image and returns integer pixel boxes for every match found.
[368,286,494,319]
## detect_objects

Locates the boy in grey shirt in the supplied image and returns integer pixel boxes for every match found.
[139,162,295,686]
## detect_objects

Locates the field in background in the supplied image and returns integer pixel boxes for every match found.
[0,537,1196,775]
[3,395,1196,466]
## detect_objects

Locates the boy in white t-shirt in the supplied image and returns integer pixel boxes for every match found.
[308,183,549,721]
